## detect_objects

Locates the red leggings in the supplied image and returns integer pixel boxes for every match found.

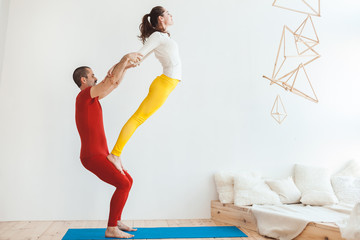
[81,154,133,227]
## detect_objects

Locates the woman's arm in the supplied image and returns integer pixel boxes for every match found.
[106,32,162,76]
[137,32,163,60]
[91,52,143,100]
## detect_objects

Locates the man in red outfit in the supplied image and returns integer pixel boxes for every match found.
[73,52,142,239]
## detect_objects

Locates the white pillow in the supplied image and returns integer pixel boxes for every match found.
[334,160,360,177]
[301,190,339,206]
[294,164,338,205]
[214,172,235,203]
[234,173,281,206]
[266,177,301,204]
[331,176,360,205]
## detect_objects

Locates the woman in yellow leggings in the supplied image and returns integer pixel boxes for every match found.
[108,6,181,167]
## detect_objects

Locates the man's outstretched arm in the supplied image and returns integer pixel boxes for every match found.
[90,52,142,100]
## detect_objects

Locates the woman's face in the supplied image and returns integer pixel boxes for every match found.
[160,9,173,27]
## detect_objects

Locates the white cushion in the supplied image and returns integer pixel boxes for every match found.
[234,173,281,206]
[334,160,360,177]
[294,164,338,205]
[214,172,235,203]
[266,177,301,204]
[331,176,360,205]
[300,190,339,206]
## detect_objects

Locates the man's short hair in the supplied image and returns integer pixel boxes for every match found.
[73,66,90,88]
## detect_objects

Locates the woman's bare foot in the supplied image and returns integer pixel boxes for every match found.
[118,221,137,232]
[105,226,134,238]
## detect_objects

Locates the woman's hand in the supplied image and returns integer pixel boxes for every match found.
[106,52,143,78]
[107,154,126,175]
[125,52,143,68]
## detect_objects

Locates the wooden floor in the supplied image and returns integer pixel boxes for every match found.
[0,219,271,240]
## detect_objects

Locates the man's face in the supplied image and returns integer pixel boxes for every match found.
[83,68,98,87]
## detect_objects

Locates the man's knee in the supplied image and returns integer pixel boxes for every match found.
[126,172,133,186]
[124,179,132,192]
[115,177,132,191]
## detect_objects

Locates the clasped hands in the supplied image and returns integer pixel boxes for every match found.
[126,52,143,68]
[107,52,143,78]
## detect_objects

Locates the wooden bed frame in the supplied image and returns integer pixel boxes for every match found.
[211,200,345,240]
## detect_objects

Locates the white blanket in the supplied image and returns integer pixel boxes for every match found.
[251,203,353,240]
[339,203,360,240]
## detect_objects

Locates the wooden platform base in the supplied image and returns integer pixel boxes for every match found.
[211,200,345,240]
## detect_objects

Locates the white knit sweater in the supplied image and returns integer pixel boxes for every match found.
[138,31,182,80]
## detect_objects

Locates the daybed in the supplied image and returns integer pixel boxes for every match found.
[212,161,360,240]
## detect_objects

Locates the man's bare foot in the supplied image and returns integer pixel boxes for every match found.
[105,226,134,238]
[118,221,137,232]
[107,154,125,174]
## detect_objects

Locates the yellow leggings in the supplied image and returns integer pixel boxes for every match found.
[111,74,179,156]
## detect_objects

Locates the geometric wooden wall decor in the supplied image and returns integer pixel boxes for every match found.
[271,95,287,124]
[272,0,320,17]
[264,22,320,85]
[265,63,318,103]
[263,0,321,124]
[294,15,320,55]
[263,14,320,103]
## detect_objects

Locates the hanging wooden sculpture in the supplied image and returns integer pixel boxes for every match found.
[271,95,287,124]
[294,15,319,55]
[263,23,320,84]
[268,64,319,103]
[264,0,321,124]
[263,14,320,103]
[272,0,320,17]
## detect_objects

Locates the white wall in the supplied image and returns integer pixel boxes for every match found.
[0,0,10,83]
[0,0,360,221]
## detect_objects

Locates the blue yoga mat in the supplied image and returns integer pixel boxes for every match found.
[62,226,247,239]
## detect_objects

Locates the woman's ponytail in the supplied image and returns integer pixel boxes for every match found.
[138,6,165,44]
